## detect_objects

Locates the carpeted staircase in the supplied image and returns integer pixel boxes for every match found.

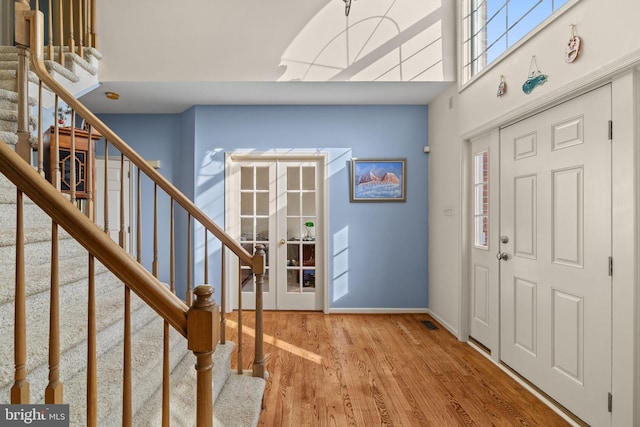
[0,44,265,426]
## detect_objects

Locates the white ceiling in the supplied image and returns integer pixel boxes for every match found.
[78,81,452,114]
[78,0,454,114]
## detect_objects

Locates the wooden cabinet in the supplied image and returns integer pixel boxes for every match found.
[44,126,100,200]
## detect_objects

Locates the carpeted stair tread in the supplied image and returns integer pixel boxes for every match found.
[68,311,189,426]
[0,224,73,247]
[0,69,17,80]
[132,349,199,427]
[214,372,266,427]
[0,61,18,70]
[0,230,88,267]
[0,130,17,144]
[133,341,252,427]
[134,341,236,421]
[0,192,81,229]
[0,253,110,305]
[0,272,151,393]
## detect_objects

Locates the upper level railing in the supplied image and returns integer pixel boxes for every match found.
[3,2,266,425]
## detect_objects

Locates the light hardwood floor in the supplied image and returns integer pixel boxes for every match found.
[225,311,572,426]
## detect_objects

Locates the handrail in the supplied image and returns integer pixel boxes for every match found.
[0,141,189,337]
[19,9,256,269]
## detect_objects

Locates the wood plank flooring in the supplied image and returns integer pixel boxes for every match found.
[224,312,571,426]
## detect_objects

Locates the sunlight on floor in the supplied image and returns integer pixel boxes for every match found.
[226,319,323,365]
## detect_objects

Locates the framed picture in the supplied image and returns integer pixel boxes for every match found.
[350,158,406,202]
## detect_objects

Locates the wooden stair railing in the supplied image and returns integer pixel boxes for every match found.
[5,4,266,426]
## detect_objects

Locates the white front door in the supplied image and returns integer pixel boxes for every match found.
[469,133,499,352]
[499,86,612,426]
[227,156,324,311]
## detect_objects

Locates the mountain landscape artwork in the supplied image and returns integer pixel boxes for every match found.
[350,159,406,202]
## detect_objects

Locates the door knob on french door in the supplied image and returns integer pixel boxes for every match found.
[279,239,286,245]
[496,252,509,261]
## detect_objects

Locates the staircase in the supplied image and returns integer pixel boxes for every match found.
[0,38,265,425]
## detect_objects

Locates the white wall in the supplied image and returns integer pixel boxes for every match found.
[428,0,639,424]
[95,0,455,83]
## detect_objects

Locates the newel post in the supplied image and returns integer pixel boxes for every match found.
[252,245,266,378]
[187,285,219,427]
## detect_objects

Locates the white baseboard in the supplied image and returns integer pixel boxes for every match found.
[327,307,430,314]
[425,309,459,337]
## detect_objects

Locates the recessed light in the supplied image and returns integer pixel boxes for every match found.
[105,91,120,100]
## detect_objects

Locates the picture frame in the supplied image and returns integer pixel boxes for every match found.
[350,158,406,202]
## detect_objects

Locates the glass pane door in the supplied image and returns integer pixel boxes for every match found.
[277,161,321,310]
[239,164,276,309]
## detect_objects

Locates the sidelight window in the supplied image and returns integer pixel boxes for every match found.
[474,150,489,248]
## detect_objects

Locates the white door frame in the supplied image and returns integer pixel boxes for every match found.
[460,71,639,425]
[224,150,329,313]
[95,156,134,253]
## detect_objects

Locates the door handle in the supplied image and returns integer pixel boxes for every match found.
[496,252,509,261]
[279,239,286,245]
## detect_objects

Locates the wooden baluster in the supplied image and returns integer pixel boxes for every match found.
[37,80,44,176]
[252,245,265,378]
[220,248,226,344]
[45,221,63,403]
[187,285,219,427]
[52,96,61,190]
[57,0,63,65]
[15,44,30,161]
[87,254,97,426]
[149,185,171,423]
[204,229,209,284]
[89,0,97,48]
[186,214,192,305]
[136,168,141,264]
[164,200,176,426]
[11,190,29,403]
[170,200,175,294]
[69,117,76,205]
[47,0,54,60]
[119,153,126,250]
[67,0,75,55]
[76,0,83,57]
[133,171,143,420]
[86,123,94,221]
[123,283,132,427]
[162,321,170,427]
[121,155,132,427]
[237,261,242,374]
[102,140,109,233]
[153,183,159,277]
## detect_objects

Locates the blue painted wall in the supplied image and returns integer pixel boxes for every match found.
[100,105,429,310]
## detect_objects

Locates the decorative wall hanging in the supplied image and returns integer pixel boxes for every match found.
[497,75,507,97]
[565,25,582,63]
[350,158,406,202]
[522,56,547,94]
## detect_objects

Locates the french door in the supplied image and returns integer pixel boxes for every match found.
[226,156,324,311]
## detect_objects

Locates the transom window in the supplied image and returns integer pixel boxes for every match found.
[462,0,570,82]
